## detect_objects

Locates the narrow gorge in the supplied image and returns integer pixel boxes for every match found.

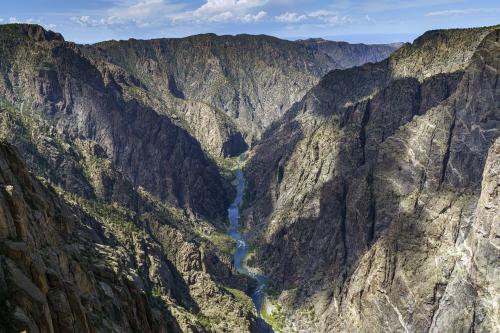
[227,159,272,332]
[0,21,498,333]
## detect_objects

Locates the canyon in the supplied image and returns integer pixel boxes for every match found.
[0,23,498,333]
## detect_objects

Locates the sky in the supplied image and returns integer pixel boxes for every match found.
[0,0,499,44]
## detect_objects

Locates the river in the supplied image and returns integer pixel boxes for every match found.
[227,167,274,332]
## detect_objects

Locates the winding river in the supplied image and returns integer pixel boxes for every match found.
[227,166,273,332]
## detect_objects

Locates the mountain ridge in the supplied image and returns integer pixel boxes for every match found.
[0,23,263,333]
[85,28,399,146]
[242,25,499,332]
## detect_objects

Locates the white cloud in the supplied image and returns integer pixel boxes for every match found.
[174,0,268,23]
[72,15,104,27]
[72,0,268,27]
[72,0,185,28]
[106,0,185,26]
[308,10,352,24]
[308,10,333,18]
[8,17,39,24]
[3,16,56,30]
[426,8,500,16]
[274,10,352,26]
[26,18,42,24]
[275,12,307,23]
[242,11,267,23]
[195,0,267,15]
[193,10,267,23]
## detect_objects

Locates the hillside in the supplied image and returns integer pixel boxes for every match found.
[0,24,259,333]
[242,25,499,332]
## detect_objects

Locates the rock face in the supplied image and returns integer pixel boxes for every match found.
[2,22,497,333]
[243,26,499,332]
[0,141,265,332]
[0,24,261,333]
[0,142,181,332]
[84,34,399,145]
[0,26,399,333]
[297,39,402,70]
[0,23,227,222]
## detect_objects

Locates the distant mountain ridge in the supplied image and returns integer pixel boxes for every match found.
[296,38,402,69]
[84,32,399,148]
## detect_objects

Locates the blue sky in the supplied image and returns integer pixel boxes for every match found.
[1,0,499,44]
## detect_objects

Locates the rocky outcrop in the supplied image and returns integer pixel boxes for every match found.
[427,137,500,332]
[0,142,181,332]
[0,141,265,332]
[243,25,499,332]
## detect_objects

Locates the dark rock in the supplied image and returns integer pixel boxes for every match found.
[243,25,499,332]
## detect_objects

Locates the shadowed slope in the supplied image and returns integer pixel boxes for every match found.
[243,25,499,332]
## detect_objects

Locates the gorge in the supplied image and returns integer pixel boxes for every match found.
[227,161,272,332]
[0,22,498,333]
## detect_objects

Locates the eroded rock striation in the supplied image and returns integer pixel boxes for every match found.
[0,142,181,332]
[243,26,499,332]
[83,34,399,147]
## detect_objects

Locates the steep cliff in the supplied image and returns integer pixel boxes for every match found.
[84,34,399,145]
[297,39,401,70]
[0,141,267,332]
[0,24,230,222]
[243,26,499,332]
[0,141,182,332]
[0,24,261,333]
